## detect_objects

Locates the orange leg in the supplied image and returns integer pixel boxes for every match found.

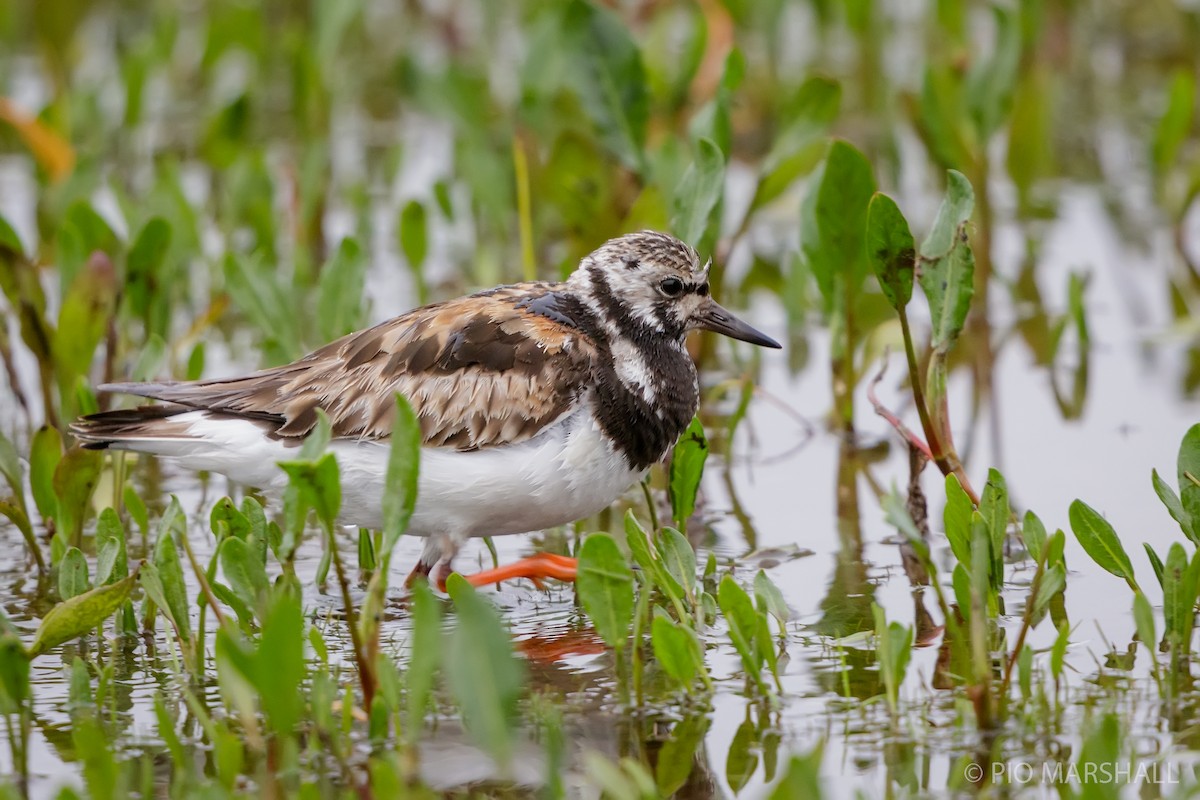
[452,552,578,590]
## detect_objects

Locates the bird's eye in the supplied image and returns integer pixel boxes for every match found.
[659,277,685,297]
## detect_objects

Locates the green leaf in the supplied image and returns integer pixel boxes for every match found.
[31,571,138,656]
[651,614,704,690]
[405,581,441,741]
[656,715,710,795]
[1132,591,1156,658]
[223,253,300,359]
[52,448,103,545]
[1022,510,1047,563]
[1162,543,1197,649]
[0,631,29,713]
[219,536,270,619]
[801,139,877,313]
[657,527,697,597]
[125,217,171,324]
[726,719,759,793]
[980,468,1009,587]
[668,417,708,529]
[623,510,684,602]
[444,574,525,767]
[1152,69,1195,175]
[769,745,825,799]
[1068,500,1137,590]
[1145,543,1166,588]
[256,593,305,733]
[918,170,975,351]
[1030,565,1066,626]
[317,237,368,342]
[58,547,90,599]
[1153,468,1195,544]
[94,508,128,585]
[279,452,342,529]
[718,575,763,680]
[1050,621,1070,680]
[153,504,192,643]
[398,200,428,269]
[865,192,916,310]
[1176,424,1200,536]
[754,570,790,629]
[0,427,24,502]
[964,5,1020,139]
[576,534,635,652]
[943,473,973,569]
[29,425,62,524]
[381,394,421,558]
[670,139,725,246]
[54,252,118,389]
[562,0,649,172]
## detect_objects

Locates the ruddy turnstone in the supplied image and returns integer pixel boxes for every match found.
[72,231,780,587]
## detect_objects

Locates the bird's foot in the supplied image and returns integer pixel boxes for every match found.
[453,552,577,590]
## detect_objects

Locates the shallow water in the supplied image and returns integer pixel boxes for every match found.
[3,2,1200,798]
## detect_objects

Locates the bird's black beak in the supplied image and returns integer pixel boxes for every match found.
[694,299,781,349]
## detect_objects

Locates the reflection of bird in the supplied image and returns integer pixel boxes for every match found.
[72,231,779,587]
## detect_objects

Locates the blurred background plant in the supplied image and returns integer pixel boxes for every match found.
[0,0,1198,797]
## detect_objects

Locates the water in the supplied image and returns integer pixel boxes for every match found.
[3,2,1200,797]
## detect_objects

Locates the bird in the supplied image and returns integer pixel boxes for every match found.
[71,231,781,588]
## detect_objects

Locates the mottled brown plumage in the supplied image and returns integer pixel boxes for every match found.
[95,283,596,451]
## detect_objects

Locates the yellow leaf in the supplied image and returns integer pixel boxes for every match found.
[0,97,75,182]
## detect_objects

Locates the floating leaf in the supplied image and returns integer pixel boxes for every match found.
[576,533,635,651]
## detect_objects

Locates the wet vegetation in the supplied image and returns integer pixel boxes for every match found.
[1,0,1200,797]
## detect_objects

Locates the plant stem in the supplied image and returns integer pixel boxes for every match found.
[898,306,942,459]
[327,522,375,708]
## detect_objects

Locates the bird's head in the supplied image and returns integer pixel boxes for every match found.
[569,231,781,349]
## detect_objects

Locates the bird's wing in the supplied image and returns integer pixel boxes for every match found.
[99,284,598,450]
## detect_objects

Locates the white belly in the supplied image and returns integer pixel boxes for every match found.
[153,406,642,539]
